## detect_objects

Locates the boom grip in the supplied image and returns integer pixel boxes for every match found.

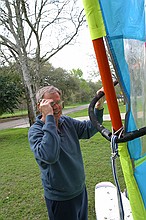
[88,91,112,141]
[88,90,146,143]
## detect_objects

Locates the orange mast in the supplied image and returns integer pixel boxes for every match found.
[93,38,122,131]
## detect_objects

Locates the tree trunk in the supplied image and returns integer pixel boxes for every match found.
[21,57,36,126]
[24,85,36,126]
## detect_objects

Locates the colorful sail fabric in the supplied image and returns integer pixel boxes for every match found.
[82,0,146,219]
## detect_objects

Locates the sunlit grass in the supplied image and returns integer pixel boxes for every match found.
[67,103,126,118]
[0,110,28,119]
[0,102,125,119]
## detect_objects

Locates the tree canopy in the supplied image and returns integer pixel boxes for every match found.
[0,67,23,115]
[0,62,103,115]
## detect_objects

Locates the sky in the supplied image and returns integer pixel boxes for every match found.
[0,0,100,81]
[50,27,100,81]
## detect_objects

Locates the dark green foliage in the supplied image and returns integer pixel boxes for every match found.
[0,71,23,115]
[39,63,103,104]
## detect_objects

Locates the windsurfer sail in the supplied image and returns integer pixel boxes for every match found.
[82,0,146,219]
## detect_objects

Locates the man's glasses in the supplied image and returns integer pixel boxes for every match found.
[50,100,64,107]
[38,99,64,108]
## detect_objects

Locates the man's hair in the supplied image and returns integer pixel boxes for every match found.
[36,85,61,103]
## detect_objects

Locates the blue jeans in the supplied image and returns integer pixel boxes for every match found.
[45,187,88,220]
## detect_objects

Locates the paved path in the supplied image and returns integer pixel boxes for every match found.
[0,104,125,130]
[0,104,89,130]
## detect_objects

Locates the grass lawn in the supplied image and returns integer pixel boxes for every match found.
[0,103,86,119]
[0,122,126,220]
[67,103,125,118]
[0,102,125,119]
[0,110,28,119]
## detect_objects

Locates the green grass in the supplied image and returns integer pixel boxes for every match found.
[0,110,28,119]
[0,103,85,119]
[0,103,125,119]
[67,103,126,118]
[0,123,125,220]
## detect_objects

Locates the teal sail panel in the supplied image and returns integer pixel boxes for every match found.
[99,0,146,210]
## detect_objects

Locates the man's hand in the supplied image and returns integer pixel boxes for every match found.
[95,87,106,110]
[40,99,53,120]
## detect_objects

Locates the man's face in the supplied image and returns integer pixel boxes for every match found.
[42,92,63,120]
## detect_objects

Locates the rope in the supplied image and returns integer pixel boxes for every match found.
[111,135,125,220]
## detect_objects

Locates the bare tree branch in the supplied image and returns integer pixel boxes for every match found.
[0,35,19,54]
[0,0,85,125]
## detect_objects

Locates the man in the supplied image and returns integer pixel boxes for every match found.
[28,85,105,220]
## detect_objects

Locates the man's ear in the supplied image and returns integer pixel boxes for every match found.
[37,103,41,112]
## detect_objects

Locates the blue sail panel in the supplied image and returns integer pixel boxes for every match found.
[99,0,146,212]
[99,0,145,41]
